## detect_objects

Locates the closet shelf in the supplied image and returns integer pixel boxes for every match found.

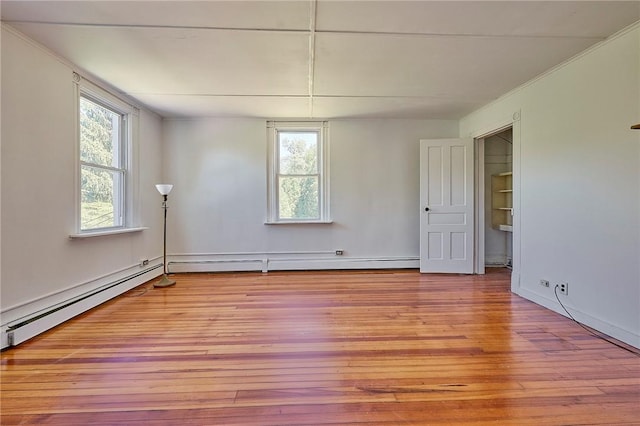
[491,171,513,231]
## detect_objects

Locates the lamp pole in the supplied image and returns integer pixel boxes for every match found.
[155,184,176,288]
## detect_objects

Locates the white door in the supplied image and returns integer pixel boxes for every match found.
[420,138,474,273]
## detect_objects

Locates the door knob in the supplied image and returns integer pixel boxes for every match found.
[424,207,430,212]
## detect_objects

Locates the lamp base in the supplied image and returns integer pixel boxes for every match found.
[154,274,176,288]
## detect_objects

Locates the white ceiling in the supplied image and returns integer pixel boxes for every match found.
[2,1,639,119]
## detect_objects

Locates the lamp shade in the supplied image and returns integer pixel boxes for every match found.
[155,184,173,195]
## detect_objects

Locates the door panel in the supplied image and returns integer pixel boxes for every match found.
[420,138,474,273]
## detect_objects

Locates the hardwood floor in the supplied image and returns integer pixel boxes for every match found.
[2,269,639,425]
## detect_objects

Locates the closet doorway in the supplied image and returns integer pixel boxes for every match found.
[475,127,513,274]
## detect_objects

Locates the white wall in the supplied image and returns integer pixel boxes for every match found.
[162,118,458,270]
[4,18,637,349]
[461,24,640,347]
[0,26,164,345]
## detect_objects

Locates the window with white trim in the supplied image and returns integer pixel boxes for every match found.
[267,121,330,223]
[78,82,133,231]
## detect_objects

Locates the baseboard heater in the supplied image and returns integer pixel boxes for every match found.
[168,256,420,273]
[4,264,162,348]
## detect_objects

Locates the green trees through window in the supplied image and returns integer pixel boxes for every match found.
[79,96,125,230]
[278,132,320,220]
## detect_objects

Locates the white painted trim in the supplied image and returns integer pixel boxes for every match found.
[1,264,163,349]
[463,115,514,141]
[517,287,640,350]
[269,257,418,271]
[1,257,161,314]
[474,138,485,274]
[266,120,330,223]
[171,250,337,257]
[264,220,334,225]
[69,226,148,238]
[170,260,265,273]
[73,75,82,233]
[168,254,418,273]
[510,117,522,294]
[170,250,336,257]
[80,78,134,114]
[77,79,140,234]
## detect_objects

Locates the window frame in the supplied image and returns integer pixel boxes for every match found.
[267,121,330,224]
[75,77,138,234]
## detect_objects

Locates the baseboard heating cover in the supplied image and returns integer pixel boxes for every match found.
[2,264,162,349]
[168,253,420,273]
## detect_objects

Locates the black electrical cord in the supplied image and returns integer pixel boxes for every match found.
[554,285,640,357]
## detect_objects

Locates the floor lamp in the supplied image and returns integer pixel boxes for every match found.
[155,184,176,288]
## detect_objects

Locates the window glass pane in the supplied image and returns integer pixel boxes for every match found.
[278,132,318,174]
[80,97,121,167]
[278,176,319,219]
[81,165,123,230]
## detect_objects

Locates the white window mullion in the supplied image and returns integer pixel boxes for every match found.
[80,162,125,174]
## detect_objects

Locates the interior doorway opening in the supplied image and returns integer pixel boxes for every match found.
[475,126,513,275]
[484,128,513,268]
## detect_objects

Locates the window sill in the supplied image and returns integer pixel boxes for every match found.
[264,220,334,225]
[69,227,148,239]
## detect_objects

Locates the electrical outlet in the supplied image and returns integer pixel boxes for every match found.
[558,282,568,295]
[140,259,149,267]
[335,250,344,256]
[539,279,550,288]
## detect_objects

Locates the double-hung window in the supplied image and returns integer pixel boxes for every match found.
[267,121,330,223]
[78,81,133,232]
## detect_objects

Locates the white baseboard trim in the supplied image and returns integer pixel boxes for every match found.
[269,257,419,271]
[1,263,163,349]
[517,287,640,349]
[168,254,419,274]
